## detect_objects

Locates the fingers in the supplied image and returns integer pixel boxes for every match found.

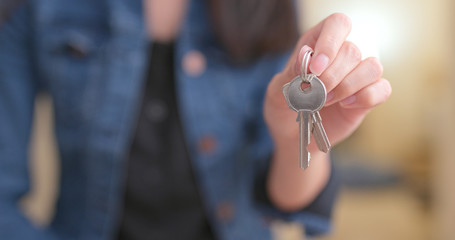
[326,57,383,106]
[339,78,392,108]
[310,13,352,76]
[283,13,352,81]
[319,41,361,92]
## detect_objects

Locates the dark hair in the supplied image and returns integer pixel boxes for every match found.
[209,0,299,64]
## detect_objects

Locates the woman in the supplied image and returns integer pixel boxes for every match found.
[0,0,391,239]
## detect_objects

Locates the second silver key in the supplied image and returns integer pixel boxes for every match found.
[312,111,331,153]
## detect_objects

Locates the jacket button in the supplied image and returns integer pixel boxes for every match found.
[182,50,206,77]
[197,135,217,155]
[216,201,235,222]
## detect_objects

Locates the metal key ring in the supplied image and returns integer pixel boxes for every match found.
[300,50,314,84]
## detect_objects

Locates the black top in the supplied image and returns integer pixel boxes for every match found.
[117,42,215,240]
[116,41,340,240]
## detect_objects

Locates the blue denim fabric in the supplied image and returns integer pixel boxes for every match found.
[0,0,334,239]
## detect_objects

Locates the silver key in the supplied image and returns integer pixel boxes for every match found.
[282,50,330,170]
[297,110,311,169]
[283,75,327,169]
[312,110,331,153]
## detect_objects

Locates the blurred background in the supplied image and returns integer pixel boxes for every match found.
[10,0,455,239]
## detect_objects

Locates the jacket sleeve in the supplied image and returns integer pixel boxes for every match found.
[253,154,340,236]
[250,52,340,237]
[0,4,56,239]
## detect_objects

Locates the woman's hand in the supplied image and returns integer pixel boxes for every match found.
[264,13,391,211]
[265,13,391,154]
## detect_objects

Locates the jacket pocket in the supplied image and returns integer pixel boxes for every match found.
[39,26,109,127]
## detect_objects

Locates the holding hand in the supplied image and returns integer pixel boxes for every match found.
[264,13,392,211]
[265,13,391,153]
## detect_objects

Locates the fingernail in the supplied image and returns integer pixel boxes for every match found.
[310,53,329,76]
[326,92,334,102]
[340,95,357,106]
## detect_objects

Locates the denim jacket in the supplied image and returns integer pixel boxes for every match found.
[0,0,337,239]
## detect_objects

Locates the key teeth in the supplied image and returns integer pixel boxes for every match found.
[301,162,310,170]
[300,153,310,170]
[311,112,331,153]
[324,143,332,153]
